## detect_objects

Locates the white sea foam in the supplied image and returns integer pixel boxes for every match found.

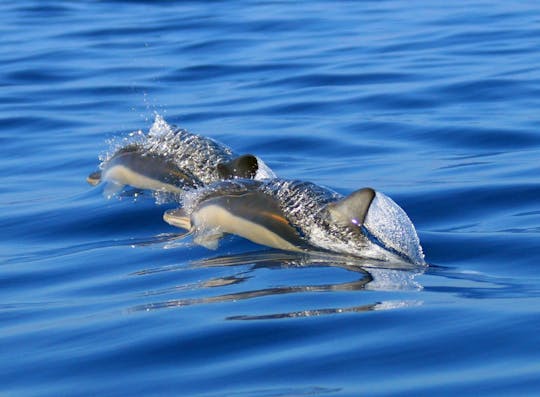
[148,113,173,137]
[254,157,277,180]
[366,268,423,291]
[373,300,424,310]
[364,192,425,266]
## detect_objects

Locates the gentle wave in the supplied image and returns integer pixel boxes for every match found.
[2,0,540,396]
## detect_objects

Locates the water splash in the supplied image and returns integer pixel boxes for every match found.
[364,192,425,266]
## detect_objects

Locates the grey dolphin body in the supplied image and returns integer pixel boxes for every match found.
[163,179,425,266]
[87,145,200,193]
[88,120,271,194]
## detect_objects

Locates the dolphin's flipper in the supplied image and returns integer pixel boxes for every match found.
[87,170,102,186]
[164,207,224,249]
[162,209,221,248]
[103,182,125,199]
[326,188,376,227]
[173,229,195,241]
[217,154,259,180]
[194,231,224,250]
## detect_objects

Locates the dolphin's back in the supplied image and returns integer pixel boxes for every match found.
[144,126,235,184]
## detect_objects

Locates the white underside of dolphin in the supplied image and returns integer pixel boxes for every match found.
[101,164,186,196]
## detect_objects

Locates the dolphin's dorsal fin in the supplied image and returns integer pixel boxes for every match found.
[217,154,259,179]
[326,188,376,227]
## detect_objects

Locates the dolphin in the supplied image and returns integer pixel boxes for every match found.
[163,179,425,266]
[88,116,275,194]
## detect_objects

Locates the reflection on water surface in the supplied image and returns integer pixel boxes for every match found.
[131,249,425,318]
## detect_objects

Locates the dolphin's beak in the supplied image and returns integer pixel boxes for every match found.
[163,208,192,230]
[363,192,425,266]
[86,171,102,186]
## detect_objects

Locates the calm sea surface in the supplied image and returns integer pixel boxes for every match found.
[2,1,540,396]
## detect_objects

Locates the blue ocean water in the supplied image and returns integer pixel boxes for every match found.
[2,1,540,396]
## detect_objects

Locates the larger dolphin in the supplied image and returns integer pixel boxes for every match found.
[163,179,425,266]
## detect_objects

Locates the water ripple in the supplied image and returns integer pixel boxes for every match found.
[2,0,540,396]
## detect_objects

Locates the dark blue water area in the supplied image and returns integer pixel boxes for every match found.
[2,1,540,396]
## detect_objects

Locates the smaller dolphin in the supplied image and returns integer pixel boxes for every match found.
[88,116,275,196]
[88,144,265,196]
[163,179,425,266]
